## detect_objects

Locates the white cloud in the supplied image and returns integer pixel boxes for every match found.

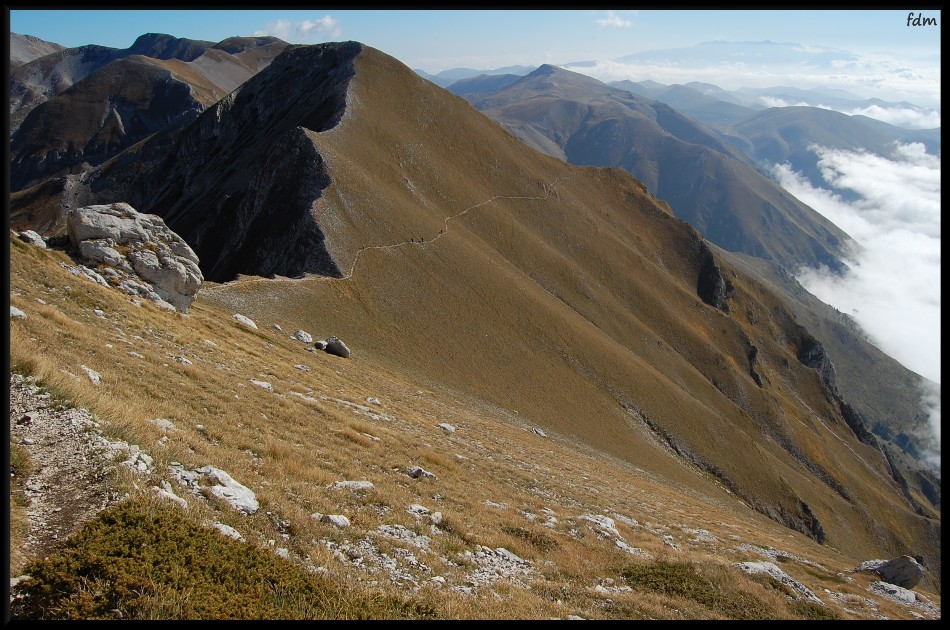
[565,50,941,111]
[298,15,341,39]
[758,96,832,109]
[918,380,941,469]
[254,19,292,40]
[772,142,940,465]
[254,15,341,42]
[596,10,633,28]
[841,104,941,129]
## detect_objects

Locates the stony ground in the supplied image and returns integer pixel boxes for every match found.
[10,373,128,566]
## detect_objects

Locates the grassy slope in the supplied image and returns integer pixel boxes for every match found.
[6,44,940,618]
[255,46,937,574]
[8,234,940,619]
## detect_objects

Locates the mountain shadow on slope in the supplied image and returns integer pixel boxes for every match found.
[11,42,364,282]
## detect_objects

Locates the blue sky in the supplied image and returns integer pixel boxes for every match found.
[9,9,941,109]
[9,9,940,68]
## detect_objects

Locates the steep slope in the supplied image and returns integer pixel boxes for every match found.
[466,65,852,275]
[12,42,938,581]
[719,250,941,508]
[9,235,941,618]
[8,32,288,137]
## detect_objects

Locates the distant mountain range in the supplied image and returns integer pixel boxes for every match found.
[462,64,852,275]
[413,64,535,87]
[414,39,939,134]
[431,61,938,226]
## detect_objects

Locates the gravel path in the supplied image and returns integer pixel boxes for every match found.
[9,373,125,565]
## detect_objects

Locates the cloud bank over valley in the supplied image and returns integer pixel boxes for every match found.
[774,142,941,464]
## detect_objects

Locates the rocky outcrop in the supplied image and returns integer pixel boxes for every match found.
[66,202,202,312]
[324,336,351,358]
[855,556,925,590]
[293,330,314,343]
[733,562,823,603]
[17,230,46,248]
[796,332,837,393]
[696,241,733,312]
[233,313,258,329]
[168,463,259,514]
[747,344,763,387]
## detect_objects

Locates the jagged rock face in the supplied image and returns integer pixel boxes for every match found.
[696,241,733,312]
[796,333,838,392]
[61,42,361,282]
[66,202,202,312]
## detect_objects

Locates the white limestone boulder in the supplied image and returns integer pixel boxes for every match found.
[66,202,202,312]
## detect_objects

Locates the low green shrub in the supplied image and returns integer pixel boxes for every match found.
[621,560,780,620]
[501,525,559,552]
[10,499,439,620]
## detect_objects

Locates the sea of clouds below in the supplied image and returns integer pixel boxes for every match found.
[773,142,940,468]
[569,53,941,129]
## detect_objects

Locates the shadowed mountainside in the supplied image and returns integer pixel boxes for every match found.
[464,65,852,275]
[11,42,938,583]
[446,73,522,97]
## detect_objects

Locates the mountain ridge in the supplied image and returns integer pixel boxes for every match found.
[7,39,941,616]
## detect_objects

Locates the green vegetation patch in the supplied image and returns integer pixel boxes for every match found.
[10,442,33,496]
[10,499,439,620]
[621,560,781,620]
[501,525,559,552]
[789,599,841,620]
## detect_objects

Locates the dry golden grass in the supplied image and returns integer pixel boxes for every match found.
[10,75,939,619]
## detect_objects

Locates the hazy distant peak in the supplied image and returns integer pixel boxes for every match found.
[528,63,560,76]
